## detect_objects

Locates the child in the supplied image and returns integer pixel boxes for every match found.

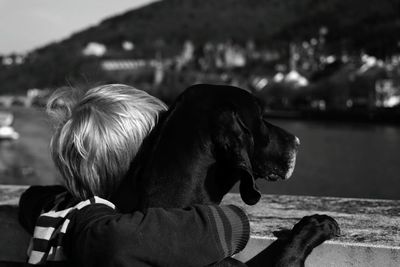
[19,84,250,266]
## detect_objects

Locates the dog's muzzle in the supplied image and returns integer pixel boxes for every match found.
[266,136,300,181]
[284,136,300,180]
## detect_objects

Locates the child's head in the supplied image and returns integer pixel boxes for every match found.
[47,84,167,200]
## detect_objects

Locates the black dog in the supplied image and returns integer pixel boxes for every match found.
[113,84,340,266]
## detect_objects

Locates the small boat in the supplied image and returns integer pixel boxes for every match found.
[0,111,19,140]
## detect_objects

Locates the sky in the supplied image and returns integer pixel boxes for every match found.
[0,0,158,55]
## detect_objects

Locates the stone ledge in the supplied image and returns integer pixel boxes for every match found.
[0,185,28,206]
[1,185,400,266]
[233,237,400,267]
[221,194,400,266]
[222,194,400,248]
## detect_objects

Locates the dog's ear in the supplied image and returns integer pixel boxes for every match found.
[212,110,261,205]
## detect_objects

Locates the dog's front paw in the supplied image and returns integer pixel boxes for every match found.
[291,214,340,249]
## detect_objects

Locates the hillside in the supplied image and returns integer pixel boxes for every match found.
[1,0,399,93]
[66,0,400,56]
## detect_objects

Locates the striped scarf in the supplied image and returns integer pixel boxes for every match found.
[28,196,115,265]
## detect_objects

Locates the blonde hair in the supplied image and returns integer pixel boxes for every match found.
[47,84,167,200]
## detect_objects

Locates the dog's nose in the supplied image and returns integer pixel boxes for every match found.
[294,136,301,147]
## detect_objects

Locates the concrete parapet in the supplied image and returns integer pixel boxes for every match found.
[222,194,400,266]
[1,185,399,266]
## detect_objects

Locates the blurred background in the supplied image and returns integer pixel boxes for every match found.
[0,0,399,199]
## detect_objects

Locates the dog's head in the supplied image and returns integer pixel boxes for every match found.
[212,91,300,205]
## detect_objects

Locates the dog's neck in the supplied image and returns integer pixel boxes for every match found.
[204,162,242,204]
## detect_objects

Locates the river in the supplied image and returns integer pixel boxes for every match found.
[0,107,399,200]
[255,118,400,200]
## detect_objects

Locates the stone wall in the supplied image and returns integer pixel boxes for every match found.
[1,185,399,266]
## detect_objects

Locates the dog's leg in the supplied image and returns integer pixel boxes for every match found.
[245,214,340,267]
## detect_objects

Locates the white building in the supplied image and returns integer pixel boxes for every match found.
[82,42,107,57]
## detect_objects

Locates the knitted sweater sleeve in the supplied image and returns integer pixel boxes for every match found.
[65,204,250,267]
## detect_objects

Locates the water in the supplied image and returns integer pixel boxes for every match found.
[253,119,400,200]
[1,107,399,199]
[0,107,60,185]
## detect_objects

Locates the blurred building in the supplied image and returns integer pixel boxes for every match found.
[82,42,107,57]
[375,79,400,108]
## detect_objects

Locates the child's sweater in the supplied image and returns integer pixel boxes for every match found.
[19,185,250,267]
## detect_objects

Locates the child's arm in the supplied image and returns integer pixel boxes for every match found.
[66,203,249,267]
[19,186,250,266]
[18,185,67,233]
